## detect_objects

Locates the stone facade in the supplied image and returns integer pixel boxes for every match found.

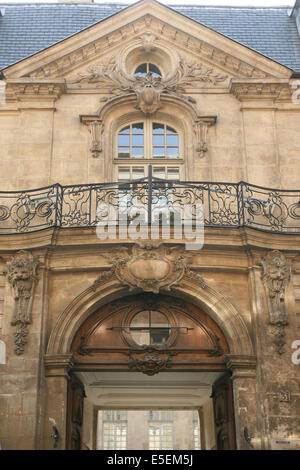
[0,0,299,451]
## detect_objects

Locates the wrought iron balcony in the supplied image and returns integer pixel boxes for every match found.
[0,172,300,235]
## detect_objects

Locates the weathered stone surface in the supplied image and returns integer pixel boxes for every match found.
[0,0,299,451]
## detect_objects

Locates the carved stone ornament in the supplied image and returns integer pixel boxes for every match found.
[194,118,217,158]
[126,346,177,376]
[4,250,40,354]
[69,56,227,115]
[102,242,193,294]
[230,81,292,102]
[28,15,271,81]
[260,250,291,355]
[88,120,103,158]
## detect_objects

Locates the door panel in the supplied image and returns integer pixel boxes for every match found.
[66,374,86,450]
[212,373,236,450]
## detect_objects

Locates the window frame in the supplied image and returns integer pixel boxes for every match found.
[115,119,182,162]
[122,303,178,349]
[114,118,184,182]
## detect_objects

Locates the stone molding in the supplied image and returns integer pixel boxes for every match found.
[230,80,292,102]
[5,79,66,103]
[44,354,75,378]
[225,354,257,379]
[22,15,273,81]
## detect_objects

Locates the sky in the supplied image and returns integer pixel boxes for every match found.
[0,0,296,6]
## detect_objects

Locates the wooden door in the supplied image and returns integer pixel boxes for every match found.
[66,374,86,450]
[212,373,236,450]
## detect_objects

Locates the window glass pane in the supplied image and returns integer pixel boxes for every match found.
[166,135,178,146]
[153,148,165,158]
[151,329,170,345]
[167,167,180,180]
[132,123,144,133]
[153,135,165,146]
[150,311,170,345]
[135,63,147,75]
[131,310,149,328]
[153,167,166,179]
[120,126,130,134]
[132,134,144,146]
[153,123,164,133]
[130,312,148,345]
[118,134,130,146]
[166,148,179,158]
[150,311,169,327]
[132,167,145,179]
[166,126,176,134]
[118,149,130,159]
[132,147,144,157]
[118,167,131,181]
[149,64,162,77]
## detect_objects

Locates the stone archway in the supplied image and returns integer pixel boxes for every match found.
[43,271,258,450]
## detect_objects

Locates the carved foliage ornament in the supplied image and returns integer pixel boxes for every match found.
[260,250,291,355]
[70,56,227,107]
[4,250,39,354]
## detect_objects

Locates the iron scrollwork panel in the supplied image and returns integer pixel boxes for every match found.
[0,177,299,234]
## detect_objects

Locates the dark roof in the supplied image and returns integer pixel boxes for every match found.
[0,2,300,71]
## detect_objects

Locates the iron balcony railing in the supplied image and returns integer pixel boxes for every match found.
[0,170,300,235]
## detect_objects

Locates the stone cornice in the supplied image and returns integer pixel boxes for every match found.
[44,354,74,378]
[5,79,66,102]
[230,79,292,102]
[225,354,257,379]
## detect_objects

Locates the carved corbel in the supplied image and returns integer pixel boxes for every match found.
[80,116,103,158]
[194,117,216,158]
[4,250,40,355]
[260,250,291,354]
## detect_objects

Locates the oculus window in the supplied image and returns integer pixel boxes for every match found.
[134,63,162,78]
[129,310,171,346]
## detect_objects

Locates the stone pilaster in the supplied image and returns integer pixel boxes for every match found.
[43,354,74,450]
[225,355,260,450]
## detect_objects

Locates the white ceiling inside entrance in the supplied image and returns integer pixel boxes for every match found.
[75,371,224,408]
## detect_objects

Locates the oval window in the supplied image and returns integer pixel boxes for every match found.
[129,310,170,346]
